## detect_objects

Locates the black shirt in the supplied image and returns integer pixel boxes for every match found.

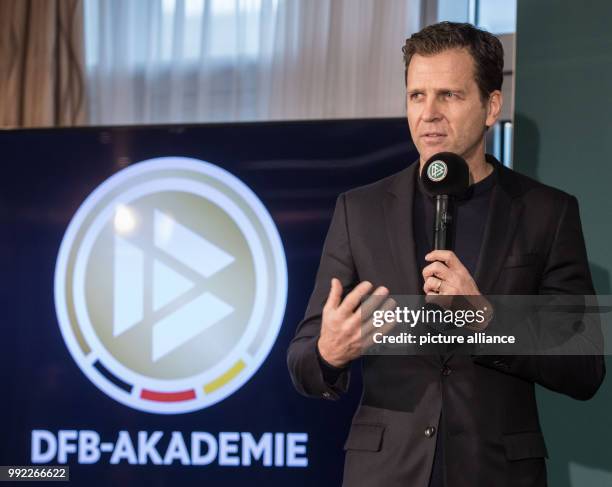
[414,163,496,279]
[415,163,496,487]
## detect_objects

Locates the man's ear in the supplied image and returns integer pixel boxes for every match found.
[485,90,503,128]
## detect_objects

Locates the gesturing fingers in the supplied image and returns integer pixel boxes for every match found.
[338,281,374,316]
[358,286,390,321]
[360,295,398,350]
[324,277,343,313]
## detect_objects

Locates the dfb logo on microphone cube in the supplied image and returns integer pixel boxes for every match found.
[427,160,448,182]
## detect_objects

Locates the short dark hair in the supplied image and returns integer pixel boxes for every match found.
[402,22,504,103]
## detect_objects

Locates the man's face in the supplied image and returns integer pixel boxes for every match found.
[406,48,501,166]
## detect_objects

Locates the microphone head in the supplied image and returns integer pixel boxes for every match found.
[420,152,470,197]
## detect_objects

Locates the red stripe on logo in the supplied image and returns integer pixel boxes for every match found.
[140,389,196,402]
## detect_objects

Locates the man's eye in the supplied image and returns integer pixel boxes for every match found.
[409,93,422,100]
[444,92,455,98]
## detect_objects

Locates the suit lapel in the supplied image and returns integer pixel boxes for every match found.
[444,159,523,365]
[383,162,421,295]
[383,162,442,367]
[473,160,524,295]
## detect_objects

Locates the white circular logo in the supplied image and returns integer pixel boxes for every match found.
[427,160,448,182]
[54,157,287,414]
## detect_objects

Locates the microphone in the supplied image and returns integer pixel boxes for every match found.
[420,152,470,250]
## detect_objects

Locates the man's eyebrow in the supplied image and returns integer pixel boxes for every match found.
[437,88,466,95]
[407,88,467,95]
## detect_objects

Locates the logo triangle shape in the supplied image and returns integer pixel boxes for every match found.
[153,259,195,311]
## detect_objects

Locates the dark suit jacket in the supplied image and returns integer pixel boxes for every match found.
[287,158,606,487]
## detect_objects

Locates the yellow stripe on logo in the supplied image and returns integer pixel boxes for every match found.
[203,360,246,394]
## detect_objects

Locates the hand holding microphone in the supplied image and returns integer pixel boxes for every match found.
[420,152,479,296]
[420,152,493,330]
[423,249,480,296]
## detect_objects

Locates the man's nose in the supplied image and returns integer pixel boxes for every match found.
[421,97,442,122]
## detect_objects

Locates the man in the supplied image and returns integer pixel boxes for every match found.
[286,22,605,487]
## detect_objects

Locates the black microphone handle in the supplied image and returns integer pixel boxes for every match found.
[433,195,454,250]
